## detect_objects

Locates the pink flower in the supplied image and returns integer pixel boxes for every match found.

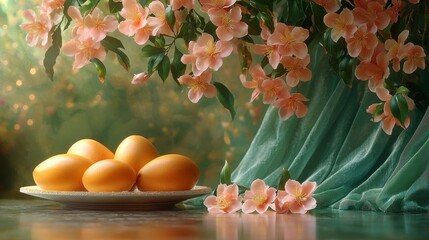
[178,70,217,103]
[260,16,278,41]
[193,33,233,76]
[385,30,409,72]
[131,72,150,84]
[273,92,309,120]
[40,0,65,24]
[355,52,390,92]
[311,0,340,13]
[147,1,174,36]
[20,9,52,47]
[62,38,106,70]
[252,44,281,69]
[204,184,242,214]
[200,0,237,12]
[261,78,288,104]
[171,0,194,11]
[242,179,276,214]
[241,64,270,102]
[118,0,149,36]
[400,43,426,74]
[181,41,200,74]
[268,23,309,59]
[208,6,248,41]
[274,190,290,214]
[367,88,415,135]
[67,6,86,38]
[281,55,312,87]
[283,180,317,214]
[345,25,378,61]
[353,0,390,33]
[323,9,357,42]
[409,0,420,4]
[85,8,118,42]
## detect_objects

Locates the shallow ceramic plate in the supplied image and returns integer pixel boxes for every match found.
[20,185,211,211]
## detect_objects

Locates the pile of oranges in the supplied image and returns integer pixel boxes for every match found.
[32,135,200,192]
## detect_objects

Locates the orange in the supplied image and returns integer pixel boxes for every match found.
[114,135,159,173]
[33,154,93,191]
[82,159,136,192]
[67,139,114,163]
[137,154,199,191]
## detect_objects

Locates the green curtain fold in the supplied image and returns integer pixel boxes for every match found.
[232,42,429,213]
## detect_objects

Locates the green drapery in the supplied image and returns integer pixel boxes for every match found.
[232,42,429,213]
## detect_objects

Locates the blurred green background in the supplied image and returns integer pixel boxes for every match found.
[0,0,267,197]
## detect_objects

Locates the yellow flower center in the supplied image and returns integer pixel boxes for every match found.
[254,193,267,205]
[216,196,230,209]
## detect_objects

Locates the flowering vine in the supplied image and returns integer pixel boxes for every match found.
[21,0,428,135]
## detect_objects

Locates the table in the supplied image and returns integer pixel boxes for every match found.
[0,199,428,239]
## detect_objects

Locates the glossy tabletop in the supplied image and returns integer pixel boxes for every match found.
[0,199,428,240]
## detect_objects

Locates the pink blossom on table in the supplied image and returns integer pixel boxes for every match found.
[62,38,106,70]
[20,9,52,48]
[274,190,290,214]
[268,23,309,59]
[281,55,312,87]
[261,78,288,104]
[147,1,174,36]
[192,33,233,76]
[208,6,248,41]
[131,72,150,85]
[385,30,409,72]
[345,24,378,61]
[353,0,390,33]
[273,92,309,120]
[311,0,340,13]
[241,64,270,102]
[118,0,149,36]
[171,0,194,11]
[242,179,276,214]
[178,70,217,103]
[355,52,390,92]
[400,43,426,74]
[203,184,242,214]
[283,180,317,214]
[323,9,357,42]
[252,44,281,69]
[85,8,119,42]
[200,0,237,12]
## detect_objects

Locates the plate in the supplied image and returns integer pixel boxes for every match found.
[20,185,211,211]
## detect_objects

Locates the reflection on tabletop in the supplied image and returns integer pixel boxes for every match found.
[3,200,427,240]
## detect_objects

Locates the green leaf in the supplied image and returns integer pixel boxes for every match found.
[80,0,100,15]
[158,55,170,82]
[310,2,326,34]
[63,0,77,30]
[390,94,409,127]
[277,168,290,191]
[171,47,186,85]
[256,12,274,33]
[279,0,308,26]
[338,56,356,88]
[90,58,107,83]
[396,86,410,95]
[115,50,130,71]
[220,160,232,185]
[153,36,165,48]
[371,103,384,121]
[43,27,62,81]
[238,43,252,74]
[101,36,125,50]
[214,82,236,120]
[165,5,175,33]
[261,56,269,68]
[101,36,129,71]
[141,45,164,57]
[147,53,164,75]
[108,0,123,13]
